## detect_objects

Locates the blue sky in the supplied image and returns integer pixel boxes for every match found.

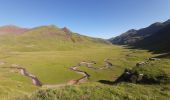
[0,0,170,39]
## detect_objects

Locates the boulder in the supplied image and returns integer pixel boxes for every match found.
[136,62,145,67]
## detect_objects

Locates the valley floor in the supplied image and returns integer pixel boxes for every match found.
[0,45,169,99]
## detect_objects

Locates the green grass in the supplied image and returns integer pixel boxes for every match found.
[19,82,170,100]
[131,59,170,84]
[0,45,153,84]
[0,33,169,99]
[0,44,167,99]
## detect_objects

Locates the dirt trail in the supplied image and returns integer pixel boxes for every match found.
[42,84,68,88]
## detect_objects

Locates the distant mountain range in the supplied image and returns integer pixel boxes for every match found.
[0,25,109,51]
[109,19,170,53]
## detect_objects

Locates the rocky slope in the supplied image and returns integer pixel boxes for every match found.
[109,19,170,45]
[134,23,170,53]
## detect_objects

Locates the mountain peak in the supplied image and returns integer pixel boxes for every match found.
[62,27,71,33]
[166,19,170,22]
[149,22,162,27]
[127,29,137,33]
[163,19,170,25]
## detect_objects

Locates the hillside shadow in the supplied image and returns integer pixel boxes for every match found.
[123,45,170,59]
[154,53,170,59]
[98,80,114,85]
[126,45,169,53]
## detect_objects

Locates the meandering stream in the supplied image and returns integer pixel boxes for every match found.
[0,59,113,87]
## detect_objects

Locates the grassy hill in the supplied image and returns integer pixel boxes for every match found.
[0,25,28,35]
[0,25,110,52]
[20,83,170,100]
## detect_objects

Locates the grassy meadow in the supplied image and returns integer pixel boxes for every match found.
[1,44,169,99]
[0,26,169,99]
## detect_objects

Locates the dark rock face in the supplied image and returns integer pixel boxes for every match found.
[114,68,141,83]
[62,27,71,33]
[114,68,170,84]
[133,23,170,53]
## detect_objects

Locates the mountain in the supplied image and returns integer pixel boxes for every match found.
[0,25,28,35]
[134,23,170,53]
[0,25,110,51]
[109,19,170,45]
